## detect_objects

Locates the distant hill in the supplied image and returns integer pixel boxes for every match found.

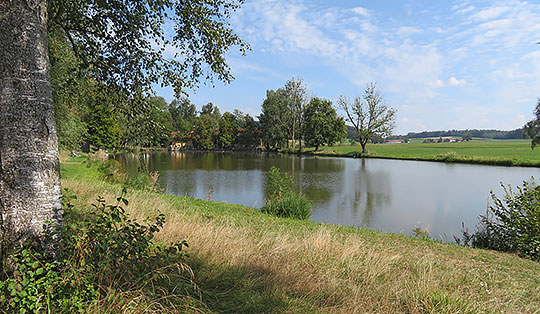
[345,127,528,140]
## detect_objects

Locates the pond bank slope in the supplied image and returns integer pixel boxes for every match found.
[61,161,540,313]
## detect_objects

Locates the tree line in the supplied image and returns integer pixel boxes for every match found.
[404,128,526,140]
[51,19,396,154]
[259,78,348,151]
[51,24,351,153]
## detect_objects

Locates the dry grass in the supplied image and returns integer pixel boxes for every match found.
[62,179,540,313]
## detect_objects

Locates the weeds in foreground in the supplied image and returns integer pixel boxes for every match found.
[456,179,540,261]
[412,224,432,241]
[85,152,161,192]
[0,189,193,313]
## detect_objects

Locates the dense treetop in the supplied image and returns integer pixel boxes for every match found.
[48,0,249,96]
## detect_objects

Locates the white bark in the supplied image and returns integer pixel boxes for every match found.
[0,0,62,259]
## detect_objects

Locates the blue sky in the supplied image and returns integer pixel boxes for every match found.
[155,0,540,135]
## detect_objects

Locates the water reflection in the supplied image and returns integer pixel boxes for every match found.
[116,151,540,241]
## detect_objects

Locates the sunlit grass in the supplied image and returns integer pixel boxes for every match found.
[61,160,540,313]
[304,139,540,167]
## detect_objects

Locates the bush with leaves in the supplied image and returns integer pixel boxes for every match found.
[456,180,540,261]
[265,166,292,200]
[262,166,312,220]
[0,189,191,313]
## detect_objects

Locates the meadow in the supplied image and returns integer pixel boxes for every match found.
[305,139,540,167]
[59,157,540,313]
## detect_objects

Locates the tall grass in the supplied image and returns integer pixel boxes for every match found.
[261,192,311,220]
[61,172,540,313]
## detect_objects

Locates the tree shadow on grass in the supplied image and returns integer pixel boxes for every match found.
[186,255,316,314]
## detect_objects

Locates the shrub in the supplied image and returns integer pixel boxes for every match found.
[262,166,312,220]
[0,189,191,313]
[266,166,292,200]
[458,180,540,261]
[124,171,161,191]
[348,150,375,158]
[262,192,312,220]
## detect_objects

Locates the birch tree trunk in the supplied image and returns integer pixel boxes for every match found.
[0,0,62,263]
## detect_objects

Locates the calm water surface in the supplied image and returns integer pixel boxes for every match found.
[118,151,540,241]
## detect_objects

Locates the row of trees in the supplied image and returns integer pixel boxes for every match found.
[54,58,396,154]
[405,128,526,140]
[259,78,397,153]
[56,85,263,151]
[51,31,261,152]
[190,104,260,150]
[259,78,348,151]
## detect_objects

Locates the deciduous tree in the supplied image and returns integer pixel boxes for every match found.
[169,97,197,137]
[302,98,346,151]
[219,112,238,149]
[525,98,540,149]
[87,86,122,149]
[338,83,396,153]
[259,89,289,150]
[0,0,247,259]
[238,114,260,148]
[193,114,216,150]
[284,77,308,150]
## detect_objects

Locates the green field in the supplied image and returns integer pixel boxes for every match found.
[57,158,540,313]
[304,139,540,167]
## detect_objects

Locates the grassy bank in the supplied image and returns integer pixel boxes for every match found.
[298,139,540,167]
[59,158,540,313]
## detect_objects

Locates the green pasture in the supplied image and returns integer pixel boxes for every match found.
[308,139,540,167]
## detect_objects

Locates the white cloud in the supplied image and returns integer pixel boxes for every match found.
[470,6,510,21]
[456,2,540,51]
[234,0,346,60]
[428,79,445,88]
[227,58,286,81]
[351,7,369,17]
[433,27,445,33]
[456,6,475,15]
[228,0,540,132]
[448,77,466,86]
[397,26,422,36]
[234,0,446,98]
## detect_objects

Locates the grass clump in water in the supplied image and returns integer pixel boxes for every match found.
[262,191,312,220]
[261,166,312,220]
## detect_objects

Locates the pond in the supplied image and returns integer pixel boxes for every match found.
[117,151,540,241]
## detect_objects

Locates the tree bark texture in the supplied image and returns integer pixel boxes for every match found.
[0,0,62,261]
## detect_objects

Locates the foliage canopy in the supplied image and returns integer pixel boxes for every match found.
[48,0,249,96]
[302,97,346,150]
[458,180,540,261]
[525,98,540,149]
